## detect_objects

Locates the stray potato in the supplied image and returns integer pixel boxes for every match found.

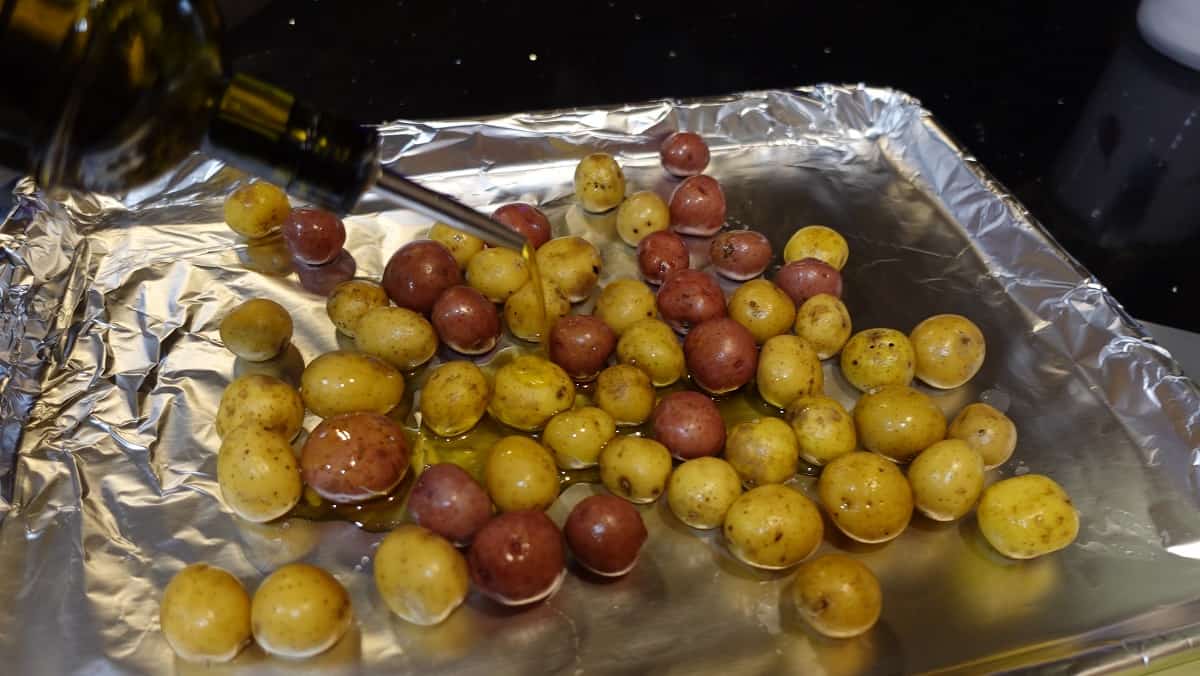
[595,278,658,335]
[791,554,882,639]
[218,425,302,523]
[617,318,685,387]
[948,402,1017,469]
[488,355,575,431]
[853,385,946,463]
[374,525,470,626]
[420,361,490,437]
[725,417,800,487]
[910,314,986,389]
[574,153,626,213]
[430,222,485,269]
[600,436,673,503]
[536,236,603,303]
[355,306,438,372]
[543,406,616,469]
[978,474,1079,559]
[216,373,304,440]
[616,191,670,246]
[728,279,797,344]
[783,225,849,269]
[667,457,743,529]
[840,328,916,392]
[251,563,352,659]
[908,439,984,521]
[160,563,252,663]
[794,294,853,359]
[757,335,823,409]
[723,485,823,570]
[220,298,293,362]
[224,182,290,239]
[466,247,529,303]
[326,280,390,337]
[485,436,560,512]
[300,350,405,418]
[594,364,656,426]
[505,279,570,342]
[786,395,857,466]
[817,452,913,543]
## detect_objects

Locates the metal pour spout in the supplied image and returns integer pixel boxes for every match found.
[374,167,526,250]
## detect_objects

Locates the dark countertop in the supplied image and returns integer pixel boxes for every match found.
[225,0,1198,331]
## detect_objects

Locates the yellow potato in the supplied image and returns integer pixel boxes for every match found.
[616,190,670,245]
[251,563,353,659]
[326,279,390,337]
[484,435,561,512]
[725,417,800,487]
[907,439,984,521]
[616,318,685,387]
[217,425,302,523]
[723,484,823,570]
[840,328,916,392]
[466,247,529,303]
[505,279,570,342]
[794,293,852,359]
[599,435,673,503]
[543,406,616,469]
[374,525,470,626]
[216,374,304,440]
[224,182,290,239]
[948,402,1017,469]
[595,278,658,335]
[594,364,655,426]
[430,222,485,269]
[354,306,438,372]
[791,554,882,638]
[785,395,857,466]
[977,474,1079,559]
[756,335,823,409]
[300,350,405,418]
[574,152,626,213]
[728,279,796,344]
[782,225,849,269]
[817,452,913,543]
[852,384,947,463]
[536,236,603,303]
[219,298,293,362]
[488,355,575,431]
[910,314,986,389]
[667,457,743,529]
[160,563,251,663]
[420,361,490,437]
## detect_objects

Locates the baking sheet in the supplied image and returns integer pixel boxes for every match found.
[2,84,1200,675]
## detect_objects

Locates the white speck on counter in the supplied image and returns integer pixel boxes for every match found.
[287,17,296,26]
[1057,97,1065,105]
[633,12,641,20]
[823,46,832,54]
[1090,207,1102,220]
[454,57,462,65]
[1172,286,1179,293]
[528,53,538,62]
[668,49,677,58]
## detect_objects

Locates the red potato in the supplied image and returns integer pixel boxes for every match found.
[492,203,552,249]
[775,258,843,305]
[660,132,711,178]
[300,412,410,504]
[383,240,463,314]
[295,250,357,297]
[564,494,648,577]
[684,318,759,395]
[282,208,346,265]
[469,510,566,606]
[709,230,773,281]
[408,463,493,546]
[669,175,726,236]
[651,391,726,460]
[637,230,690,285]
[657,269,727,334]
[548,315,616,382]
[431,285,501,355]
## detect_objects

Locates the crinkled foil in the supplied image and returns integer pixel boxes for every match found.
[2,85,1200,675]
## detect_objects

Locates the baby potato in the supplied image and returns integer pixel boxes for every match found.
[430,222,486,269]
[466,247,529,303]
[420,361,490,437]
[218,425,302,522]
[723,485,823,570]
[669,175,726,237]
[616,190,670,246]
[617,318,685,387]
[840,328,916,392]
[565,495,648,577]
[709,230,773,281]
[408,464,493,546]
[160,563,252,663]
[224,181,290,239]
[355,306,438,372]
[637,230,690,285]
[783,225,849,270]
[220,298,293,362]
[786,395,857,466]
[728,279,797,344]
[852,385,947,463]
[548,314,616,382]
[818,452,913,543]
[978,474,1079,559]
[600,435,673,503]
[489,355,575,431]
[251,563,352,659]
[776,258,843,305]
[543,406,616,469]
[216,374,304,440]
[794,293,852,359]
[485,436,560,512]
[948,402,1017,469]
[725,417,800,487]
[595,278,658,335]
[505,279,570,342]
[536,236,603,303]
[431,285,502,355]
[757,335,823,409]
[667,457,743,529]
[326,280,390,337]
[660,131,710,177]
[657,269,727,335]
[574,152,626,213]
[684,317,758,395]
[651,391,726,460]
[301,412,411,503]
[493,203,552,249]
[908,439,984,521]
[594,364,655,426]
[910,314,986,389]
[374,525,469,626]
[300,350,405,418]
[791,554,882,639]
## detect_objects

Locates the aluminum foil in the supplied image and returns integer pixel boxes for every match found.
[3,84,1200,675]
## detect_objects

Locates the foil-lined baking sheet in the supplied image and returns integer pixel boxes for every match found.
[2,85,1200,675]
